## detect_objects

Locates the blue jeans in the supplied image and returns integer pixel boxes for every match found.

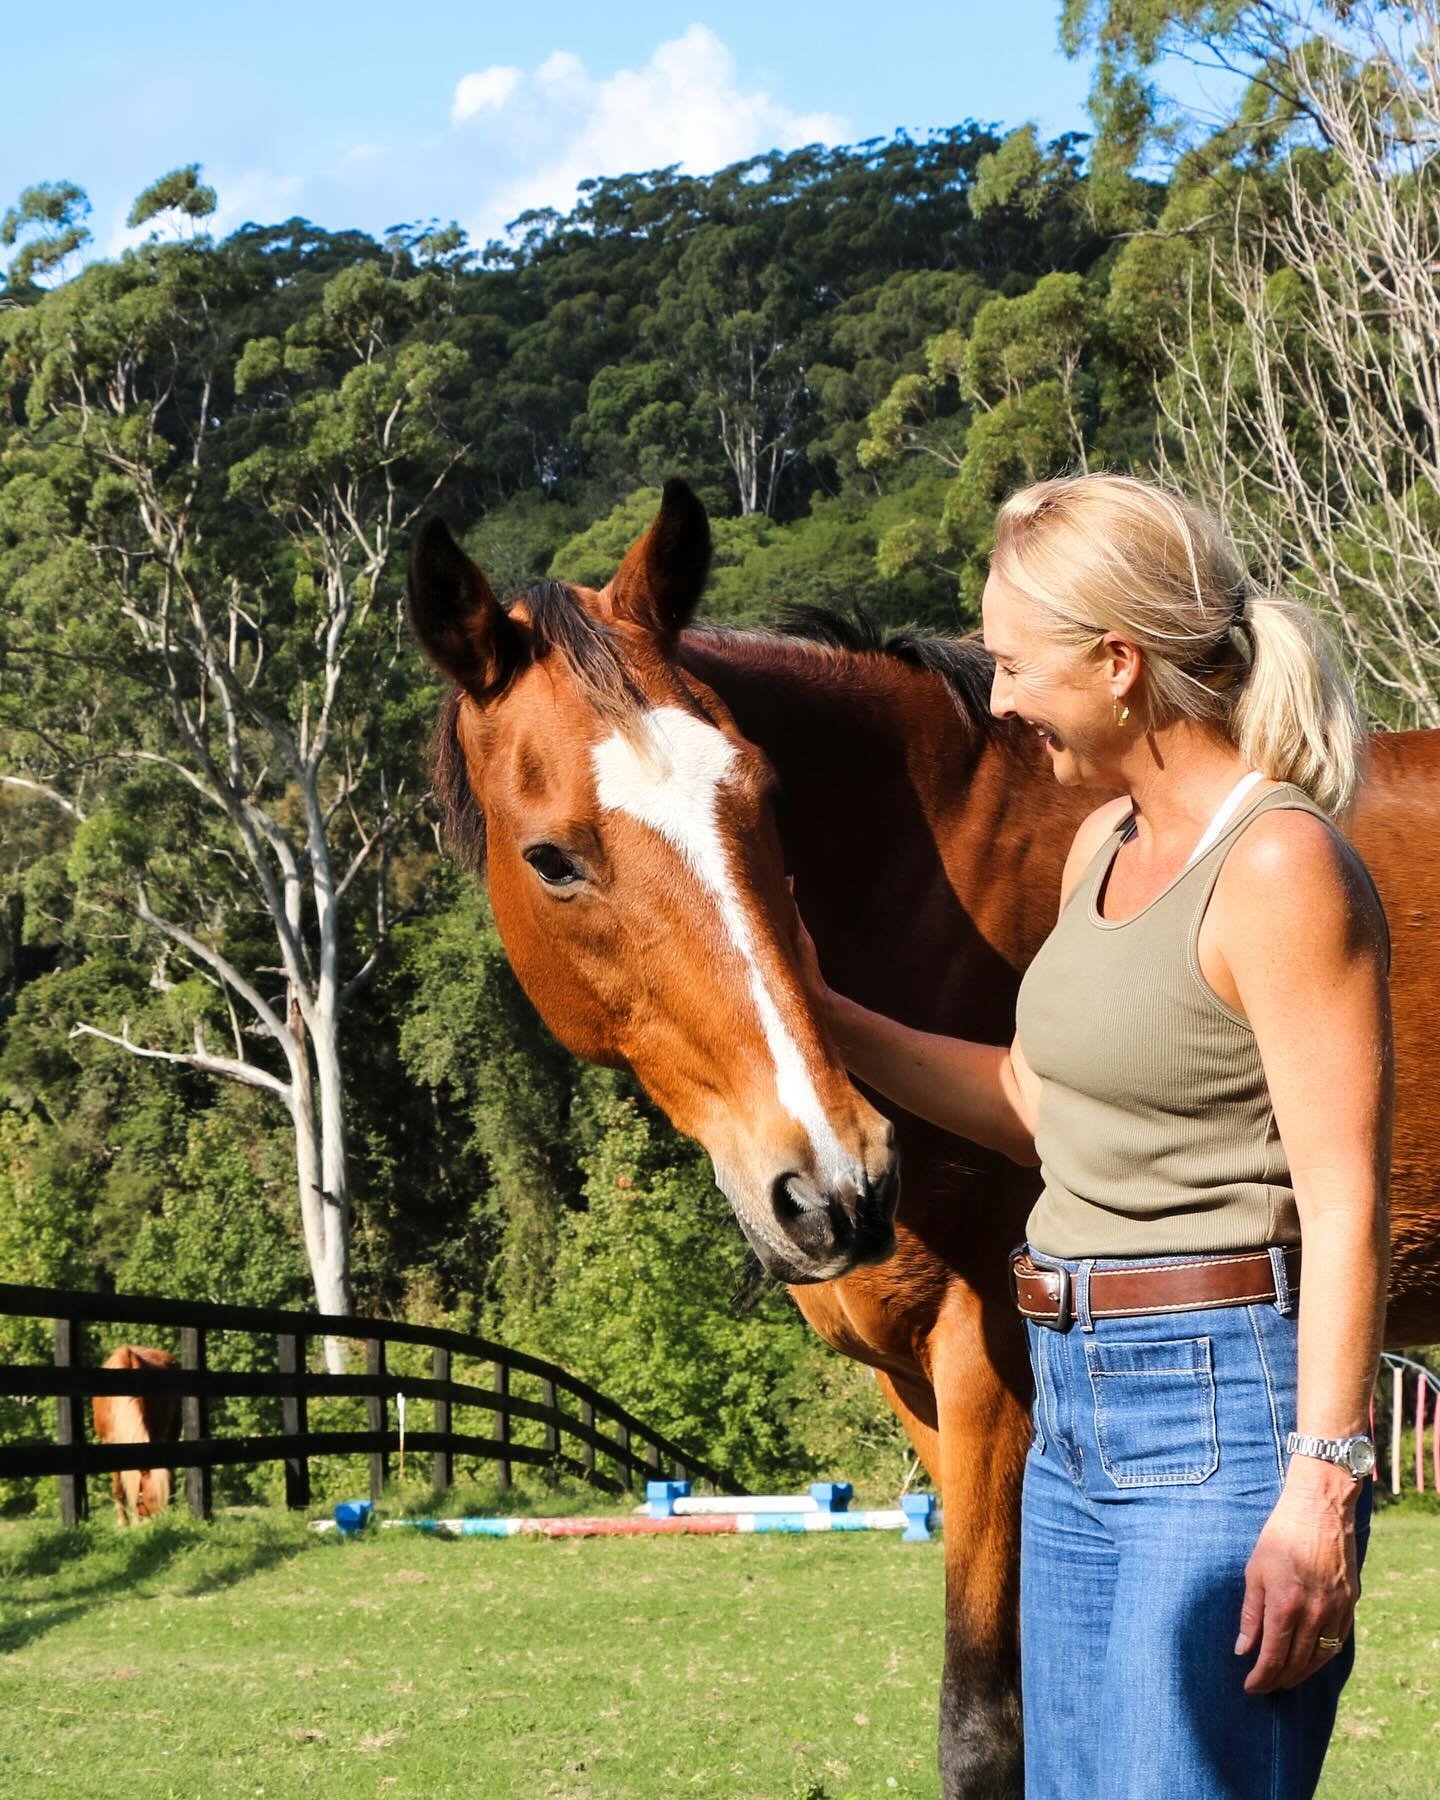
[1019,1243,1373,1799]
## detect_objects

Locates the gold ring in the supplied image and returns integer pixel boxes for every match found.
[1317,1635,1342,1651]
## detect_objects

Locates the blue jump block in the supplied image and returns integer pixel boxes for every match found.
[808,1481,853,1512]
[900,1493,936,1542]
[334,1499,374,1535]
[646,1479,691,1517]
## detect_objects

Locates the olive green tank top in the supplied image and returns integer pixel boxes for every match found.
[1014,780,1388,1258]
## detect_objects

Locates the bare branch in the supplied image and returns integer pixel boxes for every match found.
[0,775,87,820]
[69,1018,291,1099]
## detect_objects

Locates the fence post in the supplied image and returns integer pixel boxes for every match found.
[432,1346,453,1496]
[180,1326,212,1521]
[52,1317,89,1526]
[493,1360,511,1491]
[277,1333,309,1510]
[580,1398,595,1481]
[617,1420,632,1492]
[541,1377,559,1461]
[367,1339,388,1505]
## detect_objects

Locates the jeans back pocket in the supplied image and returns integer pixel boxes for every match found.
[1084,1335,1219,1487]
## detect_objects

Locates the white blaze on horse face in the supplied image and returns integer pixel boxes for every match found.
[591,706,857,1192]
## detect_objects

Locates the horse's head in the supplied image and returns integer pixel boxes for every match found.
[408,479,898,1283]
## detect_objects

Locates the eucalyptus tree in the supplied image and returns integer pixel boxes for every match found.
[0,181,92,291]
[0,191,464,1355]
[1064,0,1440,725]
[650,221,816,518]
[858,272,1103,597]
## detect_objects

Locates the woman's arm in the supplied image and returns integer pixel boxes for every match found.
[786,796,1130,1168]
[823,991,1040,1166]
[1213,810,1393,1696]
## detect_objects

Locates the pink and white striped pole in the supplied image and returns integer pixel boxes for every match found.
[1391,1363,1403,1495]
[1433,1381,1439,1493]
[1417,1371,1427,1495]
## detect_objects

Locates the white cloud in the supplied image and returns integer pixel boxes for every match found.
[450,26,848,247]
[451,65,523,124]
[535,50,585,90]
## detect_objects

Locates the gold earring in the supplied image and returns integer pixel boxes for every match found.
[1112,695,1131,727]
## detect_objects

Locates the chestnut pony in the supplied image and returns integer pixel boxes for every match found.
[409,480,1440,1797]
[91,1346,181,1526]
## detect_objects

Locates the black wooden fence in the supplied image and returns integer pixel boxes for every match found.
[0,1283,745,1523]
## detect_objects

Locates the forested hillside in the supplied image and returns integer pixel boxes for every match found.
[2,0,1434,1499]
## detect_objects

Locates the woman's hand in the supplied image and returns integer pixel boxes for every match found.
[1234,1475,1361,1693]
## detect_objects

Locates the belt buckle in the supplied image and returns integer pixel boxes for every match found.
[1040,1265,1072,1331]
[1012,1252,1071,1330]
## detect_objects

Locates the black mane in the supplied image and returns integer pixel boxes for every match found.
[773,602,997,731]
[431,592,999,872]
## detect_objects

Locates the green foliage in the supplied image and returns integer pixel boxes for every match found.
[126,164,217,230]
[527,1093,906,1491]
[461,491,589,599]
[392,875,596,1315]
[0,181,91,289]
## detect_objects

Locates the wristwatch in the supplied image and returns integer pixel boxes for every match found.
[1285,1431,1377,1480]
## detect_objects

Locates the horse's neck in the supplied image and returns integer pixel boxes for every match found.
[679,630,1078,1035]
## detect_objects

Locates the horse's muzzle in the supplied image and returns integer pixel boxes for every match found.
[765,1158,899,1281]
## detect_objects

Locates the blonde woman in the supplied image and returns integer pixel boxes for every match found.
[791,473,1392,1798]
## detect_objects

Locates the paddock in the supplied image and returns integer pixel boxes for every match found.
[0,1506,1432,1799]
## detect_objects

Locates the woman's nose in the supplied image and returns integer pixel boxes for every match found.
[990,673,1014,720]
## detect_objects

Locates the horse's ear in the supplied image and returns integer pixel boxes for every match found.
[607,477,712,637]
[408,518,524,699]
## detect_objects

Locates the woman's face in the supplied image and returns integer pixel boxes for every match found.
[981,568,1128,788]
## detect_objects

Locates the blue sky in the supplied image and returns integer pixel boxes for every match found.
[2,3,1233,256]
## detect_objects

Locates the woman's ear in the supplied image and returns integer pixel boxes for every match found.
[1101,633,1143,697]
[408,518,524,699]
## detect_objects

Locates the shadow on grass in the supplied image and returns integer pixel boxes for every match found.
[0,1515,308,1655]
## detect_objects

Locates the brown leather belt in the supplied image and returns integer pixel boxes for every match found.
[1009,1244,1300,1329]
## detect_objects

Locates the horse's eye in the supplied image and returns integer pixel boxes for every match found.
[523,843,581,887]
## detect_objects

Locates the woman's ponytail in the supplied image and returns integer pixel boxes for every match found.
[1232,592,1362,817]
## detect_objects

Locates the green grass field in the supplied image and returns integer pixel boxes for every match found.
[0,1499,1433,1798]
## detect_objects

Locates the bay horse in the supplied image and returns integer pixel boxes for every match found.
[91,1346,181,1526]
[408,479,1440,1797]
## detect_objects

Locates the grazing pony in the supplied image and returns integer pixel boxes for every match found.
[408,480,1440,1797]
[91,1345,181,1526]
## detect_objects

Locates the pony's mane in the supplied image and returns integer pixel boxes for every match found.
[521,580,648,722]
[431,591,999,872]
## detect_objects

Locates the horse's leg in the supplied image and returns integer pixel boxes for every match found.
[874,1367,942,1483]
[119,1468,142,1527]
[141,1467,173,1518]
[925,1304,1029,1800]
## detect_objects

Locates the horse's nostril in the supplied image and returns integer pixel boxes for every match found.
[771,1174,847,1257]
[771,1173,805,1227]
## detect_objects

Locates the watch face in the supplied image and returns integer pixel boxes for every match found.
[1345,1439,1377,1477]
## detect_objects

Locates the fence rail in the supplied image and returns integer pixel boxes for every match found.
[0,1282,745,1523]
